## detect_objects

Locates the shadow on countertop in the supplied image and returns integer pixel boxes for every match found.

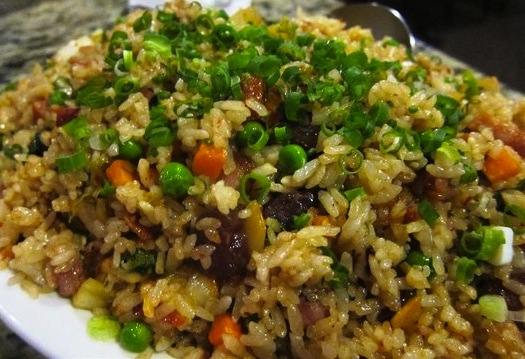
[343,0,525,93]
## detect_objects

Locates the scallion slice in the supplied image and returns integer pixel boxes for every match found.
[479,295,508,322]
[56,151,88,173]
[239,172,271,204]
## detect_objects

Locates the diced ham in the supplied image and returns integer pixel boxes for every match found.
[124,211,157,242]
[53,258,85,297]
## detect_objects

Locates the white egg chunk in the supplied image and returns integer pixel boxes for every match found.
[488,226,514,266]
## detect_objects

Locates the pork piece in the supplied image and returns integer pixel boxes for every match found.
[468,112,525,157]
[411,170,457,201]
[290,122,320,150]
[195,210,250,279]
[263,190,316,229]
[52,257,85,297]
[220,151,255,188]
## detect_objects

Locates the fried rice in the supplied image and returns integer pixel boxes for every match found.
[1,1,525,357]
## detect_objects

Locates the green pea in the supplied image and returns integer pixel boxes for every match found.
[118,140,143,161]
[159,162,194,198]
[278,144,307,175]
[118,320,153,353]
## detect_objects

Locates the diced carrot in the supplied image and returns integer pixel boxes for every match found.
[312,214,332,226]
[208,313,242,346]
[163,309,186,329]
[191,143,226,180]
[391,296,422,330]
[105,159,136,186]
[483,145,522,183]
[0,245,14,261]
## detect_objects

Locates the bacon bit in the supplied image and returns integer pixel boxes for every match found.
[411,170,457,201]
[32,100,50,121]
[54,106,80,126]
[140,87,155,101]
[132,303,145,319]
[123,211,156,242]
[53,258,85,297]
[468,112,525,157]
[163,310,187,329]
[241,74,265,103]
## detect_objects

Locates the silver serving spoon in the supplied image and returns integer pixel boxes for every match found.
[328,2,415,50]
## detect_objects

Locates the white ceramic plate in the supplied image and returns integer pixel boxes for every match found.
[0,2,252,357]
[0,270,138,358]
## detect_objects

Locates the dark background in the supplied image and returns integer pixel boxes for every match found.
[344,0,525,93]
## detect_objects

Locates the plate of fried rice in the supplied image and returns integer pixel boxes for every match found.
[2,0,525,358]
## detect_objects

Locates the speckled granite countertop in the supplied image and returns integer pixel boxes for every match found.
[0,1,342,358]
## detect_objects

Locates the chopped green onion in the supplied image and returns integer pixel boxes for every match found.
[195,14,215,35]
[62,115,91,142]
[455,256,477,284]
[320,246,349,289]
[418,199,440,226]
[75,77,112,109]
[87,315,121,341]
[379,129,404,153]
[419,128,448,154]
[55,151,88,173]
[122,49,134,72]
[143,33,172,58]
[133,10,152,32]
[273,125,293,145]
[405,249,435,278]
[343,187,365,201]
[435,141,461,164]
[479,294,508,322]
[105,30,130,68]
[239,172,271,204]
[277,41,305,62]
[113,76,139,104]
[248,55,282,78]
[89,129,118,151]
[435,94,463,126]
[3,144,24,160]
[236,121,269,152]
[284,91,304,122]
[208,63,231,100]
[460,163,478,184]
[98,179,116,197]
[293,213,311,230]
[211,24,238,50]
[230,75,243,100]
[338,148,363,175]
[338,128,364,149]
[460,226,506,262]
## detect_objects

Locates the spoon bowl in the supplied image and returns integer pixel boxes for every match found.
[328,2,415,50]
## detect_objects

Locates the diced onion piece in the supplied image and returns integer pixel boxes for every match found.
[487,226,514,266]
[72,278,113,310]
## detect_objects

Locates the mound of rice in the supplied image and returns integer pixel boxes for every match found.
[1,1,525,357]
